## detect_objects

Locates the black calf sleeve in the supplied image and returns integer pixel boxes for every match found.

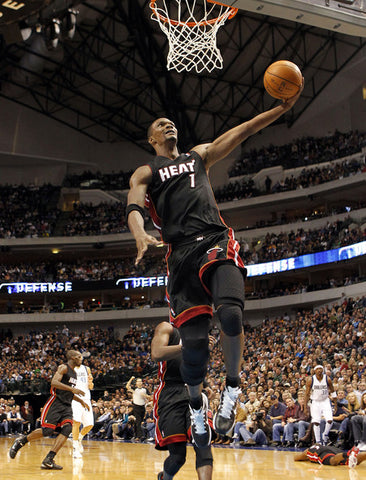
[164,442,187,476]
[194,445,213,469]
[179,317,210,386]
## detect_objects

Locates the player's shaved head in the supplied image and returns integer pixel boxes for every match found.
[67,350,80,360]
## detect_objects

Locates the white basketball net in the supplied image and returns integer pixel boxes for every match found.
[150,0,238,74]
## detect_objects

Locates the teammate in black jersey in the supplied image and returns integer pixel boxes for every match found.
[9,350,89,470]
[294,444,366,468]
[151,321,213,480]
[127,84,303,447]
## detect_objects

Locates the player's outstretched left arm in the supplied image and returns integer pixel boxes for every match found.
[194,79,304,169]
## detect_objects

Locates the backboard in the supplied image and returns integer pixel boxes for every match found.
[225,0,366,37]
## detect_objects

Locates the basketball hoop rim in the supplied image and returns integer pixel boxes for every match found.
[149,0,238,27]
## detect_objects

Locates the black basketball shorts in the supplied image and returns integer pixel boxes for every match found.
[166,228,245,327]
[41,395,73,430]
[154,385,191,450]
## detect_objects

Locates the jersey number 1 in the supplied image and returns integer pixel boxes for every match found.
[189,173,195,188]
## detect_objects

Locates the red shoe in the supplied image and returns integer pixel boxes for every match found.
[347,446,359,469]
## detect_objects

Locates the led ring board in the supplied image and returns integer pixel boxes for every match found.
[0,0,50,25]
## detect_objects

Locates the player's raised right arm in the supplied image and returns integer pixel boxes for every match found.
[127,165,159,265]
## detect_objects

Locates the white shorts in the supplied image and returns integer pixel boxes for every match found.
[72,399,94,426]
[310,398,333,423]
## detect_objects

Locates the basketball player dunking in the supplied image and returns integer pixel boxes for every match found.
[127,83,303,447]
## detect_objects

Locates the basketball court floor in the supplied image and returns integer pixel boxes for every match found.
[1,437,363,480]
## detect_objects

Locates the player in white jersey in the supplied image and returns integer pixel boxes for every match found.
[71,364,94,458]
[304,365,336,445]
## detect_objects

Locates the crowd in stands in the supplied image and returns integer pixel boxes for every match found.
[2,269,364,315]
[246,202,366,231]
[1,129,365,239]
[240,220,366,265]
[0,250,166,284]
[0,323,155,397]
[62,132,366,190]
[228,129,366,177]
[0,185,61,239]
[2,219,365,286]
[63,170,133,191]
[215,157,366,203]
[248,274,366,300]
[1,297,366,448]
[63,202,128,236]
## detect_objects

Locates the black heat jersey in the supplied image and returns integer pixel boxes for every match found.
[41,364,77,430]
[153,326,190,449]
[146,151,227,244]
[51,364,77,405]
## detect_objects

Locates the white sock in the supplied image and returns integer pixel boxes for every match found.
[313,424,321,443]
[323,422,332,437]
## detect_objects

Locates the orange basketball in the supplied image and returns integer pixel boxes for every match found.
[263,60,302,100]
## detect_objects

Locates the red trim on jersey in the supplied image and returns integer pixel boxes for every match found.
[199,260,219,295]
[306,451,322,463]
[153,361,167,447]
[165,245,172,310]
[307,451,336,465]
[227,228,245,267]
[199,229,245,295]
[158,433,188,447]
[146,193,163,236]
[60,418,73,426]
[40,394,56,428]
[171,305,213,328]
[40,391,73,429]
[321,453,334,464]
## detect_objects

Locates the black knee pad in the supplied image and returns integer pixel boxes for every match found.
[42,427,55,437]
[217,304,243,336]
[194,445,213,469]
[179,317,209,386]
[164,443,186,476]
[60,422,72,437]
